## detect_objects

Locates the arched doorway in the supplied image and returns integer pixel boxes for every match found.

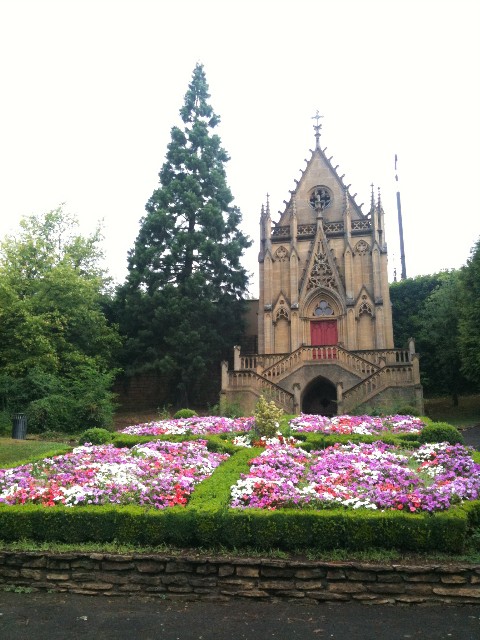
[302,377,337,416]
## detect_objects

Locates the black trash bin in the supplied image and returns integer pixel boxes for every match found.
[12,413,27,439]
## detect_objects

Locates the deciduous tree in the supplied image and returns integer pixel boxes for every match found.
[0,207,121,432]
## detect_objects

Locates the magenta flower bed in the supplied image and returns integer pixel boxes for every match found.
[230,442,480,512]
[289,414,425,435]
[120,416,255,436]
[0,440,228,508]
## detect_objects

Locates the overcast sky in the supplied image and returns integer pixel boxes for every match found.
[1,0,479,295]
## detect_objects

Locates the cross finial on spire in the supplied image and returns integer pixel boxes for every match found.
[312,110,323,148]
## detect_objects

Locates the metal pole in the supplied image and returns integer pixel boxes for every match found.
[395,154,407,280]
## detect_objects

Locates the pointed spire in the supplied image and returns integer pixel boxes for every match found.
[312,110,323,149]
[377,186,383,211]
[266,193,271,217]
[343,185,352,241]
[291,193,297,218]
[369,183,375,214]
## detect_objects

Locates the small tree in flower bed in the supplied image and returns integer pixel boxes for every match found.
[253,396,284,439]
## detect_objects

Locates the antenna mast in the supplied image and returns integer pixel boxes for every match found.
[395,154,407,280]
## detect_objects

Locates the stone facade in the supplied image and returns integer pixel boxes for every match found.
[222,121,423,415]
[1,551,479,605]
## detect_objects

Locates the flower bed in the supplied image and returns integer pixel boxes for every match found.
[290,414,425,435]
[120,416,255,436]
[0,440,228,509]
[230,441,480,512]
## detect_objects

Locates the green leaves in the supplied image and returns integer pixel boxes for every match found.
[0,207,121,431]
[459,238,480,386]
[390,246,480,399]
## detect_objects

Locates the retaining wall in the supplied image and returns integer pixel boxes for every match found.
[1,551,480,605]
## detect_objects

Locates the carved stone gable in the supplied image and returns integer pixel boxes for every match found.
[307,246,337,291]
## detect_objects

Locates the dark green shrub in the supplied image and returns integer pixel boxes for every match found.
[78,428,113,445]
[1,366,116,434]
[173,409,197,419]
[27,395,77,433]
[212,400,244,418]
[0,410,12,436]
[418,422,464,445]
[394,405,419,416]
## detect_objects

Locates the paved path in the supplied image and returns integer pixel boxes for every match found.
[461,424,480,450]
[1,592,480,639]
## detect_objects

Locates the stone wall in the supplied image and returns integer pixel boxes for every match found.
[1,551,479,605]
[113,370,220,411]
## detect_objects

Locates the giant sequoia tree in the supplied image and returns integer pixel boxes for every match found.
[118,64,251,405]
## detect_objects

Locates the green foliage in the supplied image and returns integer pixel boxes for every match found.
[390,273,444,349]
[209,399,245,418]
[115,63,251,406]
[11,365,118,434]
[157,405,172,420]
[173,408,197,419]
[390,270,479,400]
[417,271,473,400]
[418,422,464,445]
[78,428,113,445]
[459,238,480,387]
[253,396,284,438]
[0,207,121,433]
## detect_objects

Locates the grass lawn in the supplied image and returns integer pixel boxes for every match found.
[0,438,71,468]
[424,393,480,428]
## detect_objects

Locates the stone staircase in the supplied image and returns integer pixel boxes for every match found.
[222,344,422,415]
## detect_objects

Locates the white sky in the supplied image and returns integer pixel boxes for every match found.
[1,0,479,295]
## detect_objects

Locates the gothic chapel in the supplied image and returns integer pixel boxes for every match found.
[221,117,423,416]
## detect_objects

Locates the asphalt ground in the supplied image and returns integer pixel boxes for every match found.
[460,424,480,450]
[1,592,480,640]
[1,425,480,639]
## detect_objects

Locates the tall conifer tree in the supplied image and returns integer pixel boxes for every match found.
[118,64,251,405]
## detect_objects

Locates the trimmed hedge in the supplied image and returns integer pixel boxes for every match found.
[0,499,471,554]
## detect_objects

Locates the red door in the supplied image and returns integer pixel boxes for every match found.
[310,320,338,360]
[310,320,338,345]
